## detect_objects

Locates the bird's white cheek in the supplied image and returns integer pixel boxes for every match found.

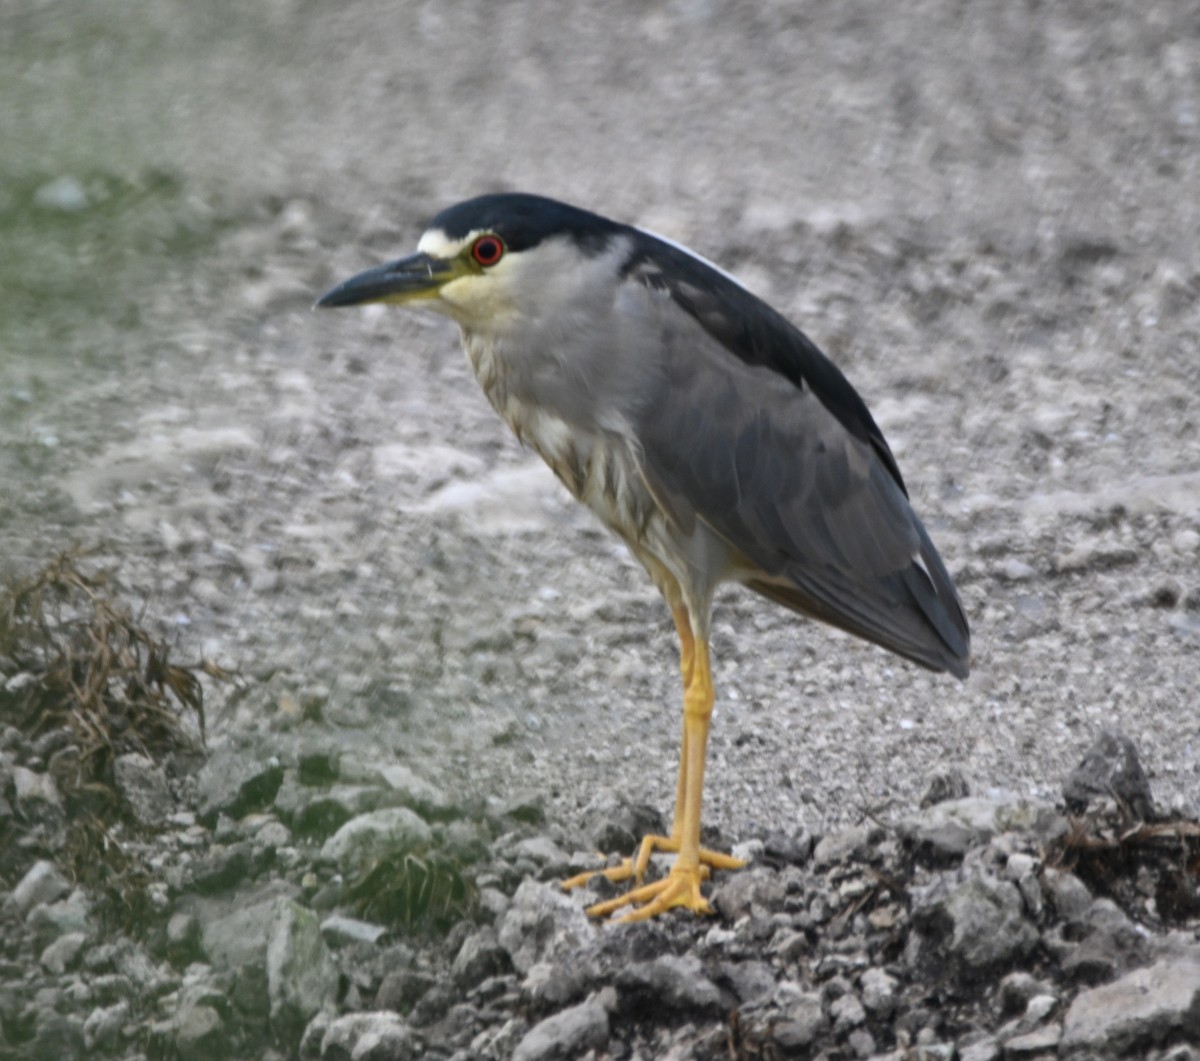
[437,276,514,328]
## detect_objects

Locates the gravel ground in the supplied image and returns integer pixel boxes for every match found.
[2,1,1199,1057]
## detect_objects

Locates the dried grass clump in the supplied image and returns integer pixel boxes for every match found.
[1053,806,1200,925]
[0,551,217,775]
[0,552,229,928]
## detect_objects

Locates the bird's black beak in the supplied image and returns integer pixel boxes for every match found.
[315,252,459,309]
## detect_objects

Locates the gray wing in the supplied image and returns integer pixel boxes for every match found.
[632,296,970,678]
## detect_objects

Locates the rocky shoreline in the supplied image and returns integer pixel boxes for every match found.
[3,715,1198,1061]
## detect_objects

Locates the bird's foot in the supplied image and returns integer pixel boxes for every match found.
[586,864,713,922]
[561,835,744,920]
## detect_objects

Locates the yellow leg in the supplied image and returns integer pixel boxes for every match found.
[562,606,744,919]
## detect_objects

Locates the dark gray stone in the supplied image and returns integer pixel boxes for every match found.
[31,1012,86,1061]
[39,930,86,974]
[320,1011,415,1060]
[319,913,388,948]
[1061,958,1200,1056]
[82,1000,129,1053]
[374,762,454,818]
[1062,898,1150,983]
[812,825,877,867]
[113,751,172,826]
[9,859,71,915]
[451,927,512,988]
[174,1003,226,1060]
[860,967,899,1016]
[1041,867,1093,924]
[587,798,665,855]
[497,881,593,975]
[618,954,724,1014]
[913,873,1038,971]
[495,790,546,825]
[1063,729,1153,818]
[511,835,572,874]
[267,900,339,1042]
[710,866,787,921]
[921,768,971,807]
[773,988,827,1050]
[375,968,437,1012]
[511,991,611,1061]
[319,806,432,870]
[195,749,284,825]
[290,784,385,840]
[28,889,93,947]
[717,959,777,1004]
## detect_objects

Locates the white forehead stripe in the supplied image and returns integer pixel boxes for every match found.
[417,228,475,257]
[634,226,749,291]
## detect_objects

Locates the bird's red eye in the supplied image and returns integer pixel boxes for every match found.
[471,235,505,267]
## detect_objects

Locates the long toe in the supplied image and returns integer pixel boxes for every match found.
[584,865,713,921]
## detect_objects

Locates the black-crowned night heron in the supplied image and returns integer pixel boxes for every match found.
[317,193,970,922]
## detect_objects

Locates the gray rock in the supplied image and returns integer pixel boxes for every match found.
[812,825,877,866]
[711,866,787,921]
[374,762,454,817]
[31,1012,86,1061]
[28,888,93,945]
[195,748,284,825]
[497,881,593,975]
[40,930,87,973]
[451,927,512,987]
[320,1011,415,1061]
[511,991,611,1061]
[290,784,385,839]
[1063,729,1153,818]
[718,959,777,1004]
[189,882,300,1016]
[912,873,1038,971]
[375,968,437,1012]
[83,1000,129,1052]
[773,988,827,1050]
[494,790,546,825]
[166,911,202,962]
[830,990,866,1031]
[1041,867,1093,924]
[618,954,724,1014]
[12,764,62,815]
[190,841,253,894]
[174,1003,226,1060]
[860,967,899,1016]
[319,806,432,870]
[849,1030,877,1058]
[319,913,389,948]
[899,797,1054,860]
[1061,958,1200,1056]
[1062,898,1150,983]
[521,960,589,1012]
[34,174,90,212]
[997,971,1054,1016]
[959,1037,1000,1061]
[9,859,71,915]
[477,885,510,923]
[512,834,572,873]
[267,900,339,1042]
[1003,1022,1061,1056]
[300,1010,333,1059]
[920,768,971,807]
[113,751,172,826]
[297,746,341,785]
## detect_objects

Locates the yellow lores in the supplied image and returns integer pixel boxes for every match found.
[317,193,971,922]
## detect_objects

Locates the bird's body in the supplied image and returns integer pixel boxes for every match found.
[319,193,970,920]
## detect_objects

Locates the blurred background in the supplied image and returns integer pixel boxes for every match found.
[2,0,1198,829]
